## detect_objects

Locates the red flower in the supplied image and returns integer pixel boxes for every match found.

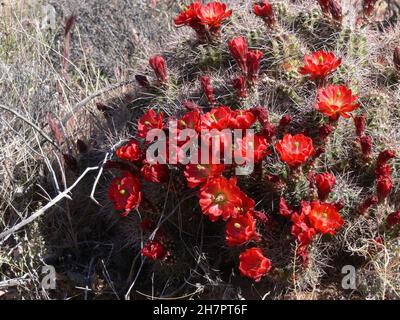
[137,109,164,139]
[230,109,256,129]
[315,172,336,201]
[198,2,232,31]
[141,160,170,183]
[308,201,344,235]
[200,76,216,104]
[149,55,168,83]
[291,202,316,245]
[116,140,142,162]
[246,50,264,82]
[200,105,234,130]
[178,109,201,131]
[239,247,271,282]
[174,2,203,30]
[376,174,393,202]
[184,162,224,188]
[386,211,400,228]
[299,51,341,80]
[229,37,248,74]
[234,134,270,163]
[141,240,166,261]
[253,1,276,27]
[199,176,244,222]
[108,172,142,216]
[226,212,258,247]
[232,76,248,98]
[276,133,315,168]
[353,114,366,137]
[316,85,360,120]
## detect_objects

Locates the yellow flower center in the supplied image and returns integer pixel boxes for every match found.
[120,189,126,195]
[319,55,324,64]
[234,223,242,229]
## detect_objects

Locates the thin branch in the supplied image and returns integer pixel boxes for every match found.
[0,104,60,150]
[0,166,99,241]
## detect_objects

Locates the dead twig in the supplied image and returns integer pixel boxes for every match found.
[0,166,99,241]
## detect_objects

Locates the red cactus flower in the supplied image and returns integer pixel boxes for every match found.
[316,85,360,120]
[353,114,366,137]
[174,2,203,30]
[238,247,271,282]
[276,133,315,168]
[184,162,225,188]
[253,1,276,27]
[141,240,166,261]
[230,109,256,130]
[229,37,249,73]
[226,212,258,247]
[358,196,378,215]
[116,140,142,162]
[138,109,164,139]
[200,105,234,130]
[200,76,216,104]
[199,176,244,222]
[234,134,270,163]
[178,109,201,132]
[299,51,341,80]
[141,160,170,183]
[232,76,248,98]
[291,202,316,245]
[149,55,168,83]
[246,50,264,82]
[394,47,400,71]
[376,174,393,202]
[108,172,142,216]
[198,2,232,31]
[279,197,294,217]
[315,172,336,201]
[386,211,400,228]
[308,201,344,235]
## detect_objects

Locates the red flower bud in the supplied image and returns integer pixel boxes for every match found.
[315,172,336,201]
[149,55,168,83]
[394,47,400,71]
[358,196,378,215]
[182,100,202,112]
[353,114,366,137]
[318,123,335,141]
[232,76,248,98]
[246,50,264,82]
[377,150,396,168]
[359,135,372,160]
[328,0,343,23]
[253,1,276,27]
[229,37,249,74]
[386,211,400,228]
[278,115,292,129]
[376,174,393,202]
[200,76,216,104]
